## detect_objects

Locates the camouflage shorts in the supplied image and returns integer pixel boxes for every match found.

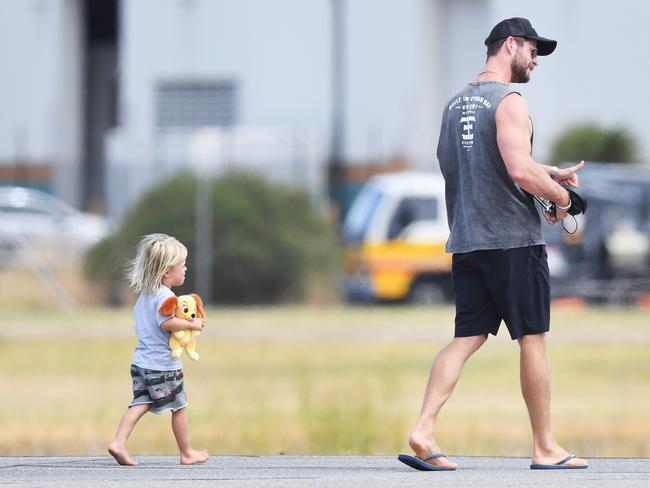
[128,365,187,414]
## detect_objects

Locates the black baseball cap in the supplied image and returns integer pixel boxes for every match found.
[484,17,557,56]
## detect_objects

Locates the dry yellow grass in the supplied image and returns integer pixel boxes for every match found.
[2,305,649,457]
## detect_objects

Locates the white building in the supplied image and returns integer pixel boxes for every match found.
[1,0,648,219]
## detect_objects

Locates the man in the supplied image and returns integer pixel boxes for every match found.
[398,18,588,471]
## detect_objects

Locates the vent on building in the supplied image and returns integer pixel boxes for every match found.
[155,80,237,129]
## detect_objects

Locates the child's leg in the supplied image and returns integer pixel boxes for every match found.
[108,403,150,466]
[171,407,209,465]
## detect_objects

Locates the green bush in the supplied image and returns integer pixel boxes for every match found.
[550,123,637,164]
[84,172,340,304]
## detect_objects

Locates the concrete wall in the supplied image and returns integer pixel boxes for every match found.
[2,0,649,212]
[0,0,83,203]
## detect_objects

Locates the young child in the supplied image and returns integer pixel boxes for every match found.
[108,233,209,466]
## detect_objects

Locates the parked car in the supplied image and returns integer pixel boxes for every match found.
[0,186,110,252]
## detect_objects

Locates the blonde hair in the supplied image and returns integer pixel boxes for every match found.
[126,233,187,295]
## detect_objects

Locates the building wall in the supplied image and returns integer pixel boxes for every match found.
[107,0,440,218]
[118,0,330,137]
[345,0,439,169]
[2,0,649,213]
[0,0,83,203]
[116,0,437,161]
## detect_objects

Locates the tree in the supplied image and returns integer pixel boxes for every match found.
[550,123,638,164]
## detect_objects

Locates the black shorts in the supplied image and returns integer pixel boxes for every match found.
[452,245,550,340]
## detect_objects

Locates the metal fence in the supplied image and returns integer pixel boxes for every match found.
[105,126,328,222]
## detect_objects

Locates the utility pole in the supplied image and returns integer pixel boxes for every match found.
[328,0,346,223]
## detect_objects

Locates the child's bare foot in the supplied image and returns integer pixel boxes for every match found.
[108,443,138,466]
[180,449,209,465]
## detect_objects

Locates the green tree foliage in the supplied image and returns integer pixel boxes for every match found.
[550,123,638,164]
[84,172,340,304]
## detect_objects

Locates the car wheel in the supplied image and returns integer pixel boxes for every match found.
[409,282,445,305]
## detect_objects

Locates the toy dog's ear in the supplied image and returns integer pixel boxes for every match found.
[159,296,178,316]
[191,293,205,318]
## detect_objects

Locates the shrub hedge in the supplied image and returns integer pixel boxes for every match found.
[84,172,340,304]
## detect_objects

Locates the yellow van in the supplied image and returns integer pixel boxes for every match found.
[341,171,452,303]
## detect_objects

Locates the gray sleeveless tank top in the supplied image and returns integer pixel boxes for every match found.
[436,81,544,253]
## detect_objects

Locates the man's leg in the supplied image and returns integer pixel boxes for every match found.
[519,333,588,467]
[408,334,488,468]
[108,403,150,466]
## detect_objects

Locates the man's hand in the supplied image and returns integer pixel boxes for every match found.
[543,185,572,224]
[555,160,585,187]
[543,161,584,224]
[544,205,569,224]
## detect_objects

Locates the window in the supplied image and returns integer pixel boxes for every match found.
[343,185,384,243]
[155,80,238,129]
[387,197,438,240]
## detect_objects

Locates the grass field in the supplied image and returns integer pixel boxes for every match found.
[2,305,649,458]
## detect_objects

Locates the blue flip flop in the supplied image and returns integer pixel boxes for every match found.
[397,453,456,471]
[530,454,588,470]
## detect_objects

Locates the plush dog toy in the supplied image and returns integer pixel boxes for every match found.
[159,294,205,361]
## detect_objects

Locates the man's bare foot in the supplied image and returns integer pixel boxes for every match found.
[108,443,138,466]
[409,430,458,469]
[180,449,209,465]
[532,447,588,468]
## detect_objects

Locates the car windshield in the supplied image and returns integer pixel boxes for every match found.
[342,184,384,243]
[0,187,74,218]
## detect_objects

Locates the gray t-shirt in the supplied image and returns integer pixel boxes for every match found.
[437,81,544,253]
[131,284,182,371]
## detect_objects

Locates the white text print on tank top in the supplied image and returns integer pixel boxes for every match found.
[448,95,492,151]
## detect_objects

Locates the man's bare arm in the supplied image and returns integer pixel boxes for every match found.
[496,93,573,209]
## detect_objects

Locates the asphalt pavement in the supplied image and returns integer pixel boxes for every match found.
[2,455,649,487]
